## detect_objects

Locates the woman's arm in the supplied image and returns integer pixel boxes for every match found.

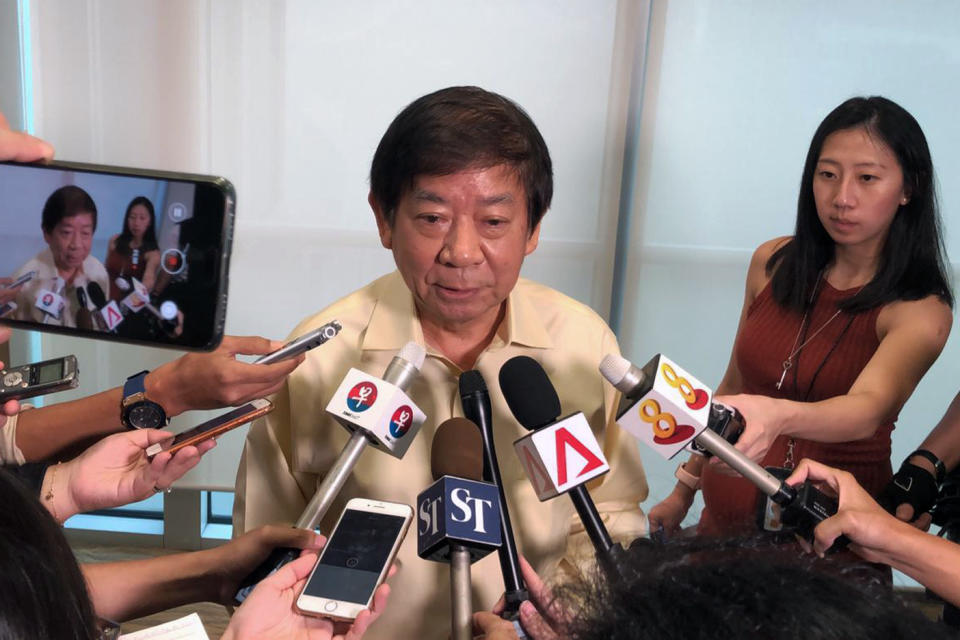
[142,249,159,291]
[724,293,952,463]
[788,459,960,609]
[15,336,303,461]
[82,525,323,621]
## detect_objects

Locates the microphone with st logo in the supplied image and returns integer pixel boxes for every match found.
[418,417,502,640]
[498,356,626,570]
[599,353,843,547]
[234,341,428,603]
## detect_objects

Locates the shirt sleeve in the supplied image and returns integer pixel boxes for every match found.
[0,407,28,466]
[232,377,316,534]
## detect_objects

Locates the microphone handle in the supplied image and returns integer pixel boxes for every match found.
[450,546,473,640]
[296,429,369,530]
[463,393,529,611]
[568,485,614,555]
[234,430,370,604]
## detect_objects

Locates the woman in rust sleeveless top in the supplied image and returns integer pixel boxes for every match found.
[649,96,954,537]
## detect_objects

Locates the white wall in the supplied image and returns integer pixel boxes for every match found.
[618,1,960,540]
[22,0,644,490]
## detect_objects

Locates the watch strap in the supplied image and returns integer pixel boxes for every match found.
[675,461,701,492]
[123,370,150,399]
[908,449,946,484]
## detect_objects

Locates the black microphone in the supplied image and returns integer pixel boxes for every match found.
[75,287,95,331]
[87,281,120,332]
[459,371,530,628]
[418,418,502,640]
[498,356,625,570]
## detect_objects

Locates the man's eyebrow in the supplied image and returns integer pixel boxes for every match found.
[413,190,445,204]
[479,193,514,206]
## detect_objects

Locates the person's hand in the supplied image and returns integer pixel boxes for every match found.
[711,393,786,470]
[0,111,54,162]
[146,335,305,416]
[223,552,391,640]
[877,458,937,530]
[647,485,695,539]
[52,429,215,522]
[786,458,911,560]
[207,524,325,605]
[487,557,565,640]
[0,327,20,421]
[0,278,18,307]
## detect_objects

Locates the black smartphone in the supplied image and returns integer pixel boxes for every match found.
[0,160,235,351]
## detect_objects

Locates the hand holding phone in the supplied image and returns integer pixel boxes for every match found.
[295,498,411,621]
[146,398,273,458]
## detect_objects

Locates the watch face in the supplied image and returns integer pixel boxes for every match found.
[129,404,164,429]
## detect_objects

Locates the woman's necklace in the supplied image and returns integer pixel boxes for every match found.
[775,274,859,391]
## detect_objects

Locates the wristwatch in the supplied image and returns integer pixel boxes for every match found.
[121,370,167,430]
[675,461,701,492]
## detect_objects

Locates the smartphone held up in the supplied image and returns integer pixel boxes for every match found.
[296,498,412,622]
[0,159,235,351]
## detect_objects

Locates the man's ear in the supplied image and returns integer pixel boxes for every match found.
[369,192,392,249]
[524,221,541,256]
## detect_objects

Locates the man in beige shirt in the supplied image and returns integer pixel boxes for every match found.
[234,86,648,639]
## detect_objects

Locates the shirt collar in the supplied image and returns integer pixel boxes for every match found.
[360,272,553,353]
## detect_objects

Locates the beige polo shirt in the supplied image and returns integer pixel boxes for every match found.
[234,271,648,639]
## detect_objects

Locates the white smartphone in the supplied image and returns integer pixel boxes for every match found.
[296,498,412,622]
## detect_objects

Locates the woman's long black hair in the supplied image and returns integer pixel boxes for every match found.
[115,196,159,256]
[768,96,953,312]
[0,469,98,639]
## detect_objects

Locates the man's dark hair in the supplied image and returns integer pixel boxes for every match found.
[560,536,952,640]
[41,185,98,234]
[768,95,953,312]
[0,469,98,639]
[369,86,552,233]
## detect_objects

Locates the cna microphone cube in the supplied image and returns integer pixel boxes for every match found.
[417,476,502,563]
[325,368,426,459]
[614,353,712,459]
[513,412,610,501]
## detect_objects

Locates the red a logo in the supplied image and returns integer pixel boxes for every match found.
[520,445,553,496]
[554,427,604,486]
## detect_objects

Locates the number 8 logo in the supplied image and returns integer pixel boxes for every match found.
[661,363,697,405]
[638,398,676,439]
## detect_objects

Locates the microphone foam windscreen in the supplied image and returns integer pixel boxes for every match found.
[458,369,487,397]
[430,418,483,482]
[87,281,108,308]
[399,341,427,369]
[599,354,631,387]
[498,356,561,431]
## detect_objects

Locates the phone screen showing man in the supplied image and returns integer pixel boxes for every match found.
[302,510,406,604]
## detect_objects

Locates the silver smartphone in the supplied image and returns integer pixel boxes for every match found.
[295,498,412,621]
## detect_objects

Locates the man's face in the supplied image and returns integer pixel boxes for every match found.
[43,212,95,272]
[373,165,540,333]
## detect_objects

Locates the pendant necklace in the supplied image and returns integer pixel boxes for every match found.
[775,273,858,390]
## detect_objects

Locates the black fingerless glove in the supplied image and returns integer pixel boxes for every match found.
[877,461,939,521]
